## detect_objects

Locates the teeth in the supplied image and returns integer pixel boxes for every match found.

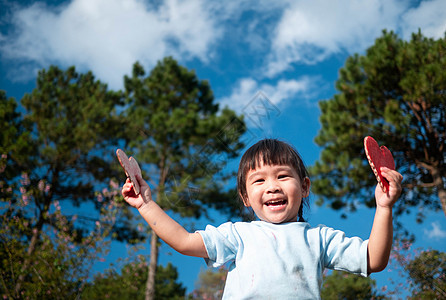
[266,200,287,206]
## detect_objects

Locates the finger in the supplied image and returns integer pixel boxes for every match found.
[382,170,403,197]
[122,182,132,192]
[381,168,402,183]
[122,183,136,197]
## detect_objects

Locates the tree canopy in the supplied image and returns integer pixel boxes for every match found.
[406,250,446,299]
[311,30,446,223]
[191,267,227,300]
[320,270,385,299]
[82,259,187,299]
[0,66,141,297]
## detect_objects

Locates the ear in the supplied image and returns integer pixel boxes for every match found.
[302,177,311,198]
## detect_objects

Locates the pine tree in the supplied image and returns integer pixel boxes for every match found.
[1,66,140,297]
[311,31,446,223]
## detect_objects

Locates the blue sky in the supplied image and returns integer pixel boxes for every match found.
[1,0,445,296]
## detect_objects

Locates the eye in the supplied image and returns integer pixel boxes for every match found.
[253,178,264,184]
[278,174,290,179]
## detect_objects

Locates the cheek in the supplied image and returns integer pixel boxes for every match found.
[245,186,261,203]
[291,184,304,198]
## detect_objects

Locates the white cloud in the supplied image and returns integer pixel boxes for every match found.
[0,0,221,88]
[265,0,407,76]
[2,0,446,91]
[424,221,446,239]
[218,76,316,114]
[265,0,446,77]
[400,0,446,40]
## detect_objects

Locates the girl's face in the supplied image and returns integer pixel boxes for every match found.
[243,162,310,224]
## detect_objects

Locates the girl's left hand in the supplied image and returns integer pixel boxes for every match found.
[375,167,403,209]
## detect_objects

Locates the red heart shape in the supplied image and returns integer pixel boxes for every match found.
[116,149,142,195]
[364,136,395,193]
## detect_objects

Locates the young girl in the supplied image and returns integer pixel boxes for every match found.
[122,138,403,299]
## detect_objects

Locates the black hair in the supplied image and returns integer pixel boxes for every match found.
[237,138,310,222]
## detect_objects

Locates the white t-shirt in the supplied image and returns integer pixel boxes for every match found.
[198,221,369,299]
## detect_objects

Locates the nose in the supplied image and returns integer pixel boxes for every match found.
[266,179,281,193]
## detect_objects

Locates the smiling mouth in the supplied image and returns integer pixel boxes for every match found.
[265,199,288,207]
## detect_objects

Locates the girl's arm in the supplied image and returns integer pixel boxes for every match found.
[367,167,403,273]
[122,175,208,258]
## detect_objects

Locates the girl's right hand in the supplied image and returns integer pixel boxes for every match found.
[121,175,152,209]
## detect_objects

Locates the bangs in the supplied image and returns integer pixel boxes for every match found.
[242,139,306,177]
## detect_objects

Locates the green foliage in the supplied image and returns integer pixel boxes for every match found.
[387,241,446,298]
[123,57,247,219]
[0,90,34,202]
[311,30,446,221]
[0,233,79,299]
[406,250,446,299]
[191,267,227,300]
[0,175,125,298]
[82,259,187,299]
[6,65,139,240]
[0,67,143,297]
[21,65,124,188]
[320,271,386,300]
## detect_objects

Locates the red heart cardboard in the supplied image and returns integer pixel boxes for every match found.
[116,149,141,195]
[364,136,395,193]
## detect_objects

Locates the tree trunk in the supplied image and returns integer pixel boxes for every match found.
[439,185,446,218]
[145,156,167,300]
[432,167,446,217]
[145,232,159,300]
